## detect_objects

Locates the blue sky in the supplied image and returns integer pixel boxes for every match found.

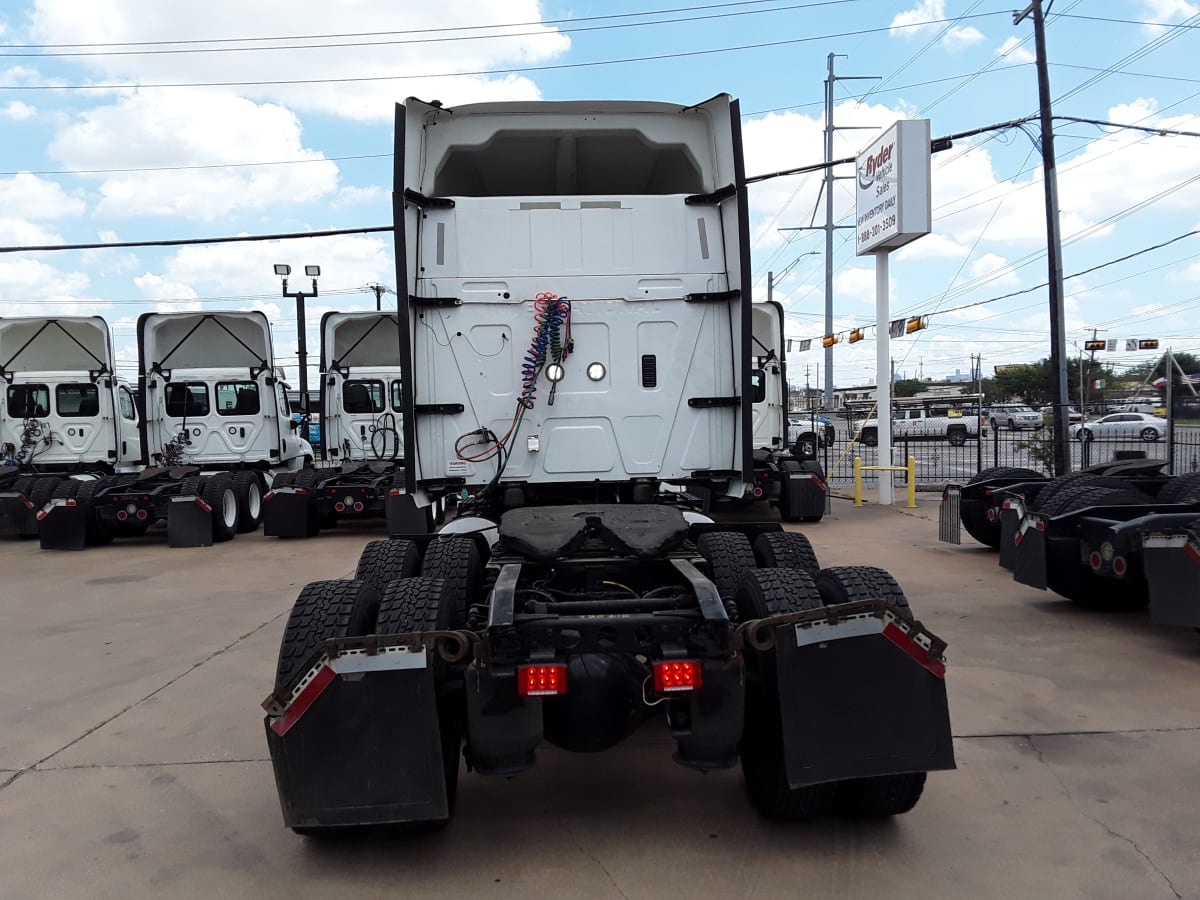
[0,0,1197,390]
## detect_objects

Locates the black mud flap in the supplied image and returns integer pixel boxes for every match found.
[780,468,827,520]
[37,499,88,550]
[167,496,213,548]
[1143,534,1200,628]
[265,647,448,829]
[774,611,954,786]
[1011,515,1048,590]
[939,487,961,544]
[263,487,312,538]
[998,499,1026,571]
[385,488,433,536]
[0,492,37,538]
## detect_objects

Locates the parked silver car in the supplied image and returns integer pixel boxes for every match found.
[987,403,1043,431]
[1071,412,1168,442]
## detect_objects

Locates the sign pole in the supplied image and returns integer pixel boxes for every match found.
[876,251,893,506]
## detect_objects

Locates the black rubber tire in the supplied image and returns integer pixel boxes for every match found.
[201,472,239,542]
[753,531,821,579]
[735,568,835,821]
[421,537,483,628]
[271,471,296,489]
[947,428,967,447]
[291,468,323,536]
[28,475,63,511]
[12,475,36,498]
[837,771,927,819]
[73,477,114,546]
[355,538,421,594]
[1043,486,1153,612]
[791,433,818,459]
[814,565,912,619]
[960,467,1045,549]
[861,427,878,448]
[1038,481,1146,519]
[1141,427,1160,442]
[1032,473,1119,512]
[51,477,82,500]
[966,466,1043,487]
[232,471,263,533]
[1160,472,1200,504]
[810,566,926,817]
[1077,428,1094,442]
[274,579,380,690]
[180,475,204,496]
[375,576,462,829]
[696,531,757,607]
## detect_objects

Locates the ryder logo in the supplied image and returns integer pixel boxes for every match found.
[858,141,895,191]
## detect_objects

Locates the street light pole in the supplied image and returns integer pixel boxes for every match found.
[275,264,320,422]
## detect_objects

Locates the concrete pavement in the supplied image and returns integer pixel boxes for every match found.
[1,502,1197,900]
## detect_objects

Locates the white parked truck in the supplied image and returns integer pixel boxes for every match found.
[265,95,954,835]
[39,310,313,549]
[0,316,141,537]
[264,311,417,538]
[859,398,987,447]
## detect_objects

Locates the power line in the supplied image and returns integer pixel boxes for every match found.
[5,0,804,48]
[0,13,1011,91]
[0,225,392,254]
[0,1,860,58]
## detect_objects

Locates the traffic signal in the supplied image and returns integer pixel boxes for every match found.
[822,334,838,348]
[1138,339,1159,350]
[848,329,865,344]
[905,316,927,334]
[1084,340,1106,351]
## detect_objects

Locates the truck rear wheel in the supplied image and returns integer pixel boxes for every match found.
[72,477,114,546]
[696,532,756,607]
[814,566,912,620]
[1159,472,1200,504]
[29,475,63,511]
[735,568,837,820]
[232,471,263,533]
[201,472,239,542]
[753,531,820,579]
[355,538,421,593]
[811,566,925,817]
[421,537,482,628]
[375,576,462,829]
[274,579,381,690]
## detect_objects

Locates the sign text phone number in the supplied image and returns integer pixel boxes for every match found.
[860,214,897,245]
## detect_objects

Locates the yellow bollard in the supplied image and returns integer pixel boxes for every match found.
[854,456,863,507]
[906,456,917,508]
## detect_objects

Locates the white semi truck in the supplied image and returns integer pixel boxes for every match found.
[37,311,312,549]
[0,316,141,537]
[263,311,417,537]
[264,95,954,834]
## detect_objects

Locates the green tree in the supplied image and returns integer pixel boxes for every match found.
[893,378,926,398]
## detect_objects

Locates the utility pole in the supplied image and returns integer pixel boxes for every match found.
[364,282,392,311]
[1015,0,1070,475]
[781,55,877,409]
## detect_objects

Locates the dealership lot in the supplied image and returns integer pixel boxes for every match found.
[1,505,1197,900]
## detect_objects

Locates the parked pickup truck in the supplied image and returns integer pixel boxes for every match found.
[859,404,987,447]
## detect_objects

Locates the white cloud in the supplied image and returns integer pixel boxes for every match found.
[29,1,572,122]
[968,253,1020,289]
[995,36,1035,65]
[0,173,86,220]
[134,272,202,311]
[334,185,386,206]
[940,26,984,50]
[49,89,338,220]
[1139,0,1199,34]
[891,0,946,35]
[1,101,36,120]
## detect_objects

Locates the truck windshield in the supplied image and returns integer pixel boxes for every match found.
[7,384,49,418]
[55,383,100,417]
[343,380,384,414]
[164,382,210,417]
[215,381,260,416]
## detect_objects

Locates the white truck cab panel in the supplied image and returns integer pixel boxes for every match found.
[320,312,404,462]
[0,316,140,470]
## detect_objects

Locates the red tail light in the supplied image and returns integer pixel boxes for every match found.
[654,660,702,693]
[518,664,566,697]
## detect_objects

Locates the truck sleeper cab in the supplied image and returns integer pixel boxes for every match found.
[0,316,141,538]
[265,95,954,835]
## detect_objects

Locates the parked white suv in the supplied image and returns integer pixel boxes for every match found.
[988,403,1043,431]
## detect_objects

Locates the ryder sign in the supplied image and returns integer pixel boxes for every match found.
[855,119,931,255]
